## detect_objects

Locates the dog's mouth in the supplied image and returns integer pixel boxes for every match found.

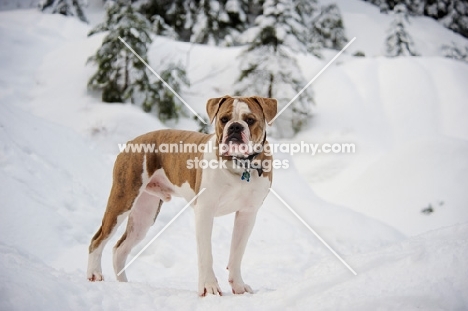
[226,133,243,144]
[220,133,251,157]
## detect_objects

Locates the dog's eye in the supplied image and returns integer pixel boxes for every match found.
[220,116,229,124]
[245,118,256,126]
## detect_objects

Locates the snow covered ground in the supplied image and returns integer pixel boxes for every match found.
[1,2,468,310]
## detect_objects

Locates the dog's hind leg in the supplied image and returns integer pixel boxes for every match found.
[87,153,144,282]
[113,192,163,282]
[87,207,129,281]
[87,176,139,281]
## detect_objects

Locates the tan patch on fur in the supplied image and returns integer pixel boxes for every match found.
[206,96,231,123]
[132,129,213,193]
[251,96,278,124]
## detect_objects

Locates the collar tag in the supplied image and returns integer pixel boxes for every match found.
[233,156,253,182]
[241,170,251,182]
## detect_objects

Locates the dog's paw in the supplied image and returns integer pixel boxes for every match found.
[199,281,223,297]
[229,280,253,295]
[87,271,104,282]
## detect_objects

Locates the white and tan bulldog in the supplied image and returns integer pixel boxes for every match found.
[87,95,277,296]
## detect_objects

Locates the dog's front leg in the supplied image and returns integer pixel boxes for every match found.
[194,206,222,296]
[227,210,257,294]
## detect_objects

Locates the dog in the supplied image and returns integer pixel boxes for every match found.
[87,95,277,296]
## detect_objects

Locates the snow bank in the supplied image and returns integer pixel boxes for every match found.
[295,56,468,236]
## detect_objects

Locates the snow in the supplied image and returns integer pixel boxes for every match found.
[1,222,467,310]
[1,2,468,309]
[295,56,468,236]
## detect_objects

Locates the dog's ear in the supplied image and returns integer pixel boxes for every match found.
[252,96,278,124]
[206,96,230,124]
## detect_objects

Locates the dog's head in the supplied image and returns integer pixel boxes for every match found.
[206,95,277,157]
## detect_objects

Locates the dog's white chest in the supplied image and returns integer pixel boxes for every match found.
[208,170,270,217]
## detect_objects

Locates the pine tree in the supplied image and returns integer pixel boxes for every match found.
[442,1,468,39]
[88,1,188,123]
[236,0,314,138]
[141,0,250,45]
[142,63,189,122]
[424,0,451,19]
[87,1,153,104]
[295,1,348,56]
[312,4,348,51]
[140,0,186,40]
[225,0,249,28]
[189,0,247,46]
[194,115,210,133]
[294,0,321,56]
[39,0,88,23]
[441,41,468,62]
[188,0,224,45]
[385,4,419,57]
[364,0,468,39]
[362,0,425,15]
[224,0,252,42]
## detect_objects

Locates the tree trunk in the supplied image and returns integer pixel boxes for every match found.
[123,52,129,93]
[268,73,274,98]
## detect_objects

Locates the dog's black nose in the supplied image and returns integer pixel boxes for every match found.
[228,122,244,134]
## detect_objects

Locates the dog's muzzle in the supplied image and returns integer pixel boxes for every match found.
[226,122,245,144]
[220,122,252,156]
